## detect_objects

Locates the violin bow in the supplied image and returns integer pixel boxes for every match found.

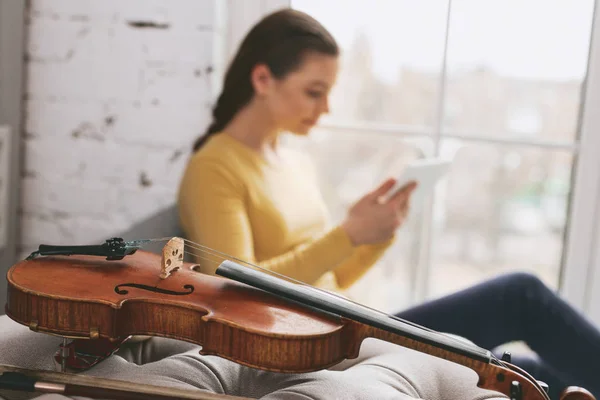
[0,364,248,400]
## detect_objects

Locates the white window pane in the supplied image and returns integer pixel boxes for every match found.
[290,1,594,311]
[428,140,572,300]
[443,0,595,141]
[292,0,448,130]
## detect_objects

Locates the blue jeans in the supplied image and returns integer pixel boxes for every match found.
[394,272,599,400]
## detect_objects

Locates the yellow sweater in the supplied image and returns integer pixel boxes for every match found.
[177,133,393,292]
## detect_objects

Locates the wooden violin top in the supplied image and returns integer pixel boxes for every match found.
[7,250,343,337]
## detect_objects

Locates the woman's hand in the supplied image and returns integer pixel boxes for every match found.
[341,179,417,246]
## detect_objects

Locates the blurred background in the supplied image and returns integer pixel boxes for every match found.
[1,0,600,325]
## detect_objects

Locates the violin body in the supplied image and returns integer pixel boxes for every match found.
[6,250,352,373]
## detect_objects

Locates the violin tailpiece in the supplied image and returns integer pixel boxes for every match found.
[160,237,184,279]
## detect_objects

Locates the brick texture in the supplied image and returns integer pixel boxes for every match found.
[21,0,221,254]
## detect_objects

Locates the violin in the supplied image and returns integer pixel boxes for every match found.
[4,237,596,400]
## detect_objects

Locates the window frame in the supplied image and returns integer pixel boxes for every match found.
[562,0,600,320]
[226,0,600,322]
[0,0,26,315]
[0,0,26,314]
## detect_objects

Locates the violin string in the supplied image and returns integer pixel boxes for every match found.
[182,240,455,329]
[152,237,500,363]
[184,245,500,363]
[162,238,498,360]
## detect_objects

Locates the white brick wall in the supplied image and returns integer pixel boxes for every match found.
[21,0,222,253]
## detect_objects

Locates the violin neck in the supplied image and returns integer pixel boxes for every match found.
[216,261,492,366]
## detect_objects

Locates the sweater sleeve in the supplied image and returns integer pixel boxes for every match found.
[289,152,395,290]
[177,160,356,285]
[332,239,395,289]
[296,153,395,290]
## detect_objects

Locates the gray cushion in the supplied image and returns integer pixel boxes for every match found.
[0,315,506,400]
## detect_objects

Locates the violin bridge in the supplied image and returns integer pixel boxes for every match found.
[160,237,184,279]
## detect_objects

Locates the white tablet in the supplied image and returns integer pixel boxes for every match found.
[383,158,452,204]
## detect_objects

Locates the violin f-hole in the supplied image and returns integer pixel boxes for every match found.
[114,283,194,296]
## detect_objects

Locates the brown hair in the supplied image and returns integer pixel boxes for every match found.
[192,9,339,152]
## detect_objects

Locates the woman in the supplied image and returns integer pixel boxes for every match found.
[178,9,599,399]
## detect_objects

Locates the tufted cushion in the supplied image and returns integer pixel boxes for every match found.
[0,315,507,400]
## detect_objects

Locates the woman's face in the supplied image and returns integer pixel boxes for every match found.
[255,52,339,135]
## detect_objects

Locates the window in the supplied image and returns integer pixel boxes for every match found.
[288,0,600,315]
